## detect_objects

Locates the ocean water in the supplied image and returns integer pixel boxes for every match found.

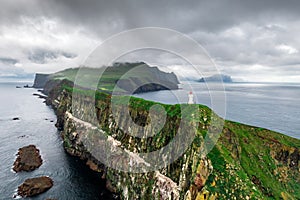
[135,82,300,139]
[0,82,114,199]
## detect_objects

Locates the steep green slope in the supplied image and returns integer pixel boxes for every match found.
[206,121,300,199]
[44,79,300,200]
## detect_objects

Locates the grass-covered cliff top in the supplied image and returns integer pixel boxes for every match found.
[55,78,300,198]
[63,82,300,146]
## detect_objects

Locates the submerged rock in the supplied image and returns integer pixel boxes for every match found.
[33,93,47,99]
[13,145,43,172]
[17,176,53,197]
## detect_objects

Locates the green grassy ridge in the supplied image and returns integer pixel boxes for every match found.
[62,83,211,119]
[49,62,179,93]
[61,81,300,199]
[63,83,211,154]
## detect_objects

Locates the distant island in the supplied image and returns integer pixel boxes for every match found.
[198,74,233,83]
[33,62,179,94]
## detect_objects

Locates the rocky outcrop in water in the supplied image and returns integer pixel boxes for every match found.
[13,145,43,172]
[17,176,53,197]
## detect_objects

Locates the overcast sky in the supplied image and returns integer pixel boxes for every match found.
[1,0,300,82]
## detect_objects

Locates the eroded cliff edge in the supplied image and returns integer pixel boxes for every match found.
[33,73,50,88]
[42,79,300,200]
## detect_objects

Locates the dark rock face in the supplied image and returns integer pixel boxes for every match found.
[117,80,174,94]
[12,117,20,121]
[289,149,299,168]
[17,176,53,197]
[23,84,32,88]
[116,65,179,94]
[13,145,43,172]
[33,73,50,88]
[274,148,300,169]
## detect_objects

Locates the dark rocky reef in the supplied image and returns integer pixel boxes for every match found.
[33,73,50,88]
[13,145,43,172]
[17,176,53,197]
[33,93,47,99]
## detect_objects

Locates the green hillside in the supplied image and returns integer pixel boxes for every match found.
[49,82,300,199]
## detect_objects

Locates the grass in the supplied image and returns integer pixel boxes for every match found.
[206,121,300,199]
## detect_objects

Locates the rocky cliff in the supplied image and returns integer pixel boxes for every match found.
[33,73,50,88]
[42,79,300,199]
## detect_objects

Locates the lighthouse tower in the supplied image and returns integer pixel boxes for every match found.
[188,91,195,104]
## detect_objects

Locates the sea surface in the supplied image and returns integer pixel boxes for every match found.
[0,82,114,199]
[135,82,300,139]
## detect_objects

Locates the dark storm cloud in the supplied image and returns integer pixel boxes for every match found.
[0,57,19,65]
[27,49,77,64]
[0,0,300,81]
[2,0,300,34]
[39,0,300,33]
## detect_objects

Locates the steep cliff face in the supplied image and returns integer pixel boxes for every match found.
[46,82,216,199]
[32,73,50,88]
[44,80,300,200]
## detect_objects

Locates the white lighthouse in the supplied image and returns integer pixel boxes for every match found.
[188,91,195,104]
